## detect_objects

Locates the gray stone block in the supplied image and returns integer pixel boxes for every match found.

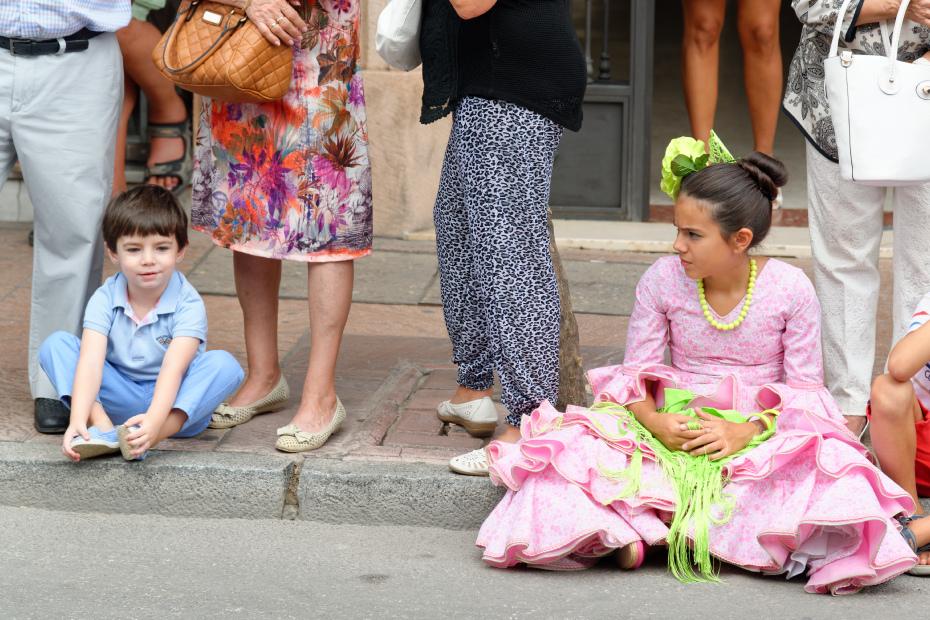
[298,459,504,529]
[0,443,296,519]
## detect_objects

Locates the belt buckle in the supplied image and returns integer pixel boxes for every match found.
[8,38,37,56]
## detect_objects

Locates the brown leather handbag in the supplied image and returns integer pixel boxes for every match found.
[153,0,294,103]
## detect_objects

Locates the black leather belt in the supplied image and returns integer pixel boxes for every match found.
[0,28,102,56]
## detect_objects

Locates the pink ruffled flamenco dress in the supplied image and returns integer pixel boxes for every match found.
[476,256,917,594]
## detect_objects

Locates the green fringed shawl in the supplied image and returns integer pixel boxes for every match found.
[593,388,776,583]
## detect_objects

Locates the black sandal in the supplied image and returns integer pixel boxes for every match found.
[144,120,192,196]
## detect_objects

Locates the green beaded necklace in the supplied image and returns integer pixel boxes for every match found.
[697,258,757,331]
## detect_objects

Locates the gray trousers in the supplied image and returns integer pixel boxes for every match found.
[807,143,930,417]
[0,34,122,399]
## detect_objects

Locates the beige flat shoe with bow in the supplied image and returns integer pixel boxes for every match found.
[209,375,289,429]
[275,397,346,453]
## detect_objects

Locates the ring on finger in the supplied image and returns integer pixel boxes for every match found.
[275,15,286,23]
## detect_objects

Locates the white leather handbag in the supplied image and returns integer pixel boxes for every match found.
[375,0,422,71]
[825,0,930,185]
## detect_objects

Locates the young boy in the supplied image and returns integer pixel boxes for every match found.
[38,186,243,461]
[870,292,930,573]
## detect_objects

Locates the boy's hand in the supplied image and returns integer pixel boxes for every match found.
[681,412,757,461]
[61,423,90,462]
[123,414,159,458]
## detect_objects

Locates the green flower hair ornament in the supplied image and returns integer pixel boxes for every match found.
[660,130,736,200]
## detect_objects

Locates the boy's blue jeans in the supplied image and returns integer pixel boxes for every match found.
[38,331,244,437]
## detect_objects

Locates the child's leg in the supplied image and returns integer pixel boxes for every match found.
[152,410,187,445]
[38,331,82,408]
[171,350,245,438]
[87,402,115,431]
[39,331,121,430]
[870,373,922,510]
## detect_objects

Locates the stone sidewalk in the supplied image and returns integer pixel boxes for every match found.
[0,222,900,525]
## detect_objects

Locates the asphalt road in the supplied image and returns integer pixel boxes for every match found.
[0,507,926,619]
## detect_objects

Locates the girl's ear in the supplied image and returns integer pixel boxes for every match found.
[730,227,754,254]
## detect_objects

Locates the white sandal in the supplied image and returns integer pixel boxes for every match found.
[448,448,489,476]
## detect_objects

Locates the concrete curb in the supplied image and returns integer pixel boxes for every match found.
[298,459,503,530]
[405,220,895,259]
[4,441,925,526]
[0,443,297,520]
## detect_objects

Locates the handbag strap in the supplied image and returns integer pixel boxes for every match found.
[829,0,911,65]
[829,0,859,57]
[887,0,912,82]
[160,0,248,74]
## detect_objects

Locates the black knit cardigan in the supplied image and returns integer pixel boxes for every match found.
[419,0,587,132]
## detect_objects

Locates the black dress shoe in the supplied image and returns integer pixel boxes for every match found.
[34,398,69,434]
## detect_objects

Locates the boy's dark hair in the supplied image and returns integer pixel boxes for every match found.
[103,185,189,252]
[680,151,788,249]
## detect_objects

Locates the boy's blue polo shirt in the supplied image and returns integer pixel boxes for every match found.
[82,271,208,382]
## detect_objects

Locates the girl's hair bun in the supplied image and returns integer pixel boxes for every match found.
[736,152,788,202]
[679,150,789,249]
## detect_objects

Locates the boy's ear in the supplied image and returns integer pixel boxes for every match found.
[105,246,119,264]
[176,244,188,263]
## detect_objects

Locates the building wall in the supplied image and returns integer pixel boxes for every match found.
[360,0,450,238]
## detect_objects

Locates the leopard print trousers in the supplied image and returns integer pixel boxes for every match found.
[434,97,562,427]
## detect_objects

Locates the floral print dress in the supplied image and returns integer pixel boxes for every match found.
[191,0,371,262]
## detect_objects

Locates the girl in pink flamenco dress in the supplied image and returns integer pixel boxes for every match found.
[476,144,918,595]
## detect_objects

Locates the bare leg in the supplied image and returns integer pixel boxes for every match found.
[495,425,521,443]
[112,80,138,195]
[150,410,187,448]
[681,0,727,146]
[289,261,354,433]
[226,251,284,407]
[870,374,922,509]
[88,401,115,431]
[451,385,493,404]
[737,0,782,154]
[115,18,188,190]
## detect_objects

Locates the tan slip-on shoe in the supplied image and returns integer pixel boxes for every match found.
[437,397,498,437]
[209,375,290,429]
[275,397,346,453]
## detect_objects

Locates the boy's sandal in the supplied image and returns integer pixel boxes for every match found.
[274,398,346,453]
[70,426,120,460]
[897,514,930,575]
[144,120,192,197]
[116,424,147,461]
[209,375,289,429]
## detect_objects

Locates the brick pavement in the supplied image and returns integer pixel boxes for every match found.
[0,222,896,469]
